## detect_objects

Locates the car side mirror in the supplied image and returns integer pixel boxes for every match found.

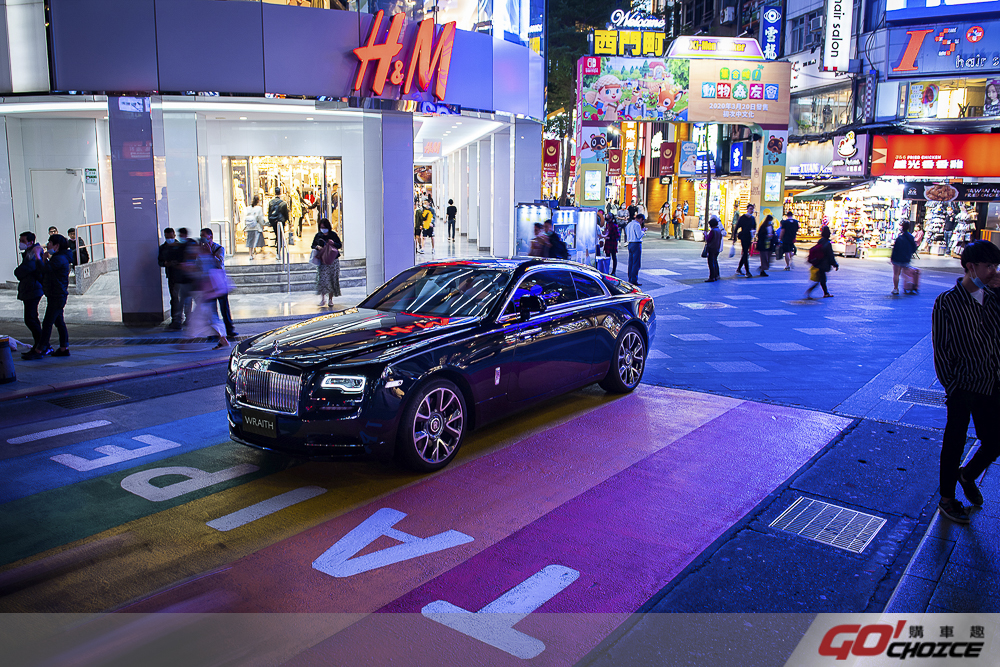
[519,294,546,320]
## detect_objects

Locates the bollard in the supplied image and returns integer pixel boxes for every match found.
[0,336,15,384]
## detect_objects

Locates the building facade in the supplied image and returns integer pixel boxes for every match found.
[0,0,545,323]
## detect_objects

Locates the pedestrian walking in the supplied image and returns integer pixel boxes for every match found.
[187,242,229,350]
[176,228,196,327]
[672,203,683,239]
[200,228,238,339]
[733,203,757,278]
[243,195,266,260]
[414,205,425,254]
[267,187,289,249]
[931,240,1000,523]
[14,231,44,358]
[605,214,621,275]
[312,217,343,308]
[446,199,458,241]
[544,219,570,259]
[32,234,72,358]
[625,213,645,285]
[703,216,723,282]
[421,206,436,254]
[627,198,638,221]
[805,227,838,298]
[528,222,549,257]
[158,227,185,330]
[891,221,919,295]
[913,223,925,256]
[757,214,774,277]
[778,210,799,270]
[67,228,89,268]
[659,201,670,238]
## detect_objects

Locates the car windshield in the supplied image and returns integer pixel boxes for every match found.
[359,265,512,318]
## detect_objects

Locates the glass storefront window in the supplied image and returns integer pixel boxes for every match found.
[227,155,342,261]
[790,86,853,136]
[906,79,989,120]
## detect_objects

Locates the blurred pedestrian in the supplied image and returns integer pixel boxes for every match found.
[35,234,72,358]
[244,195,266,260]
[779,210,799,270]
[626,213,645,285]
[757,214,775,277]
[200,228,238,339]
[158,227,185,330]
[313,217,343,308]
[703,216,723,282]
[913,222,925,256]
[14,231,44,358]
[805,227,838,298]
[931,240,1000,523]
[528,222,549,257]
[176,228,197,327]
[734,203,756,278]
[67,228,89,268]
[187,242,229,349]
[605,214,620,275]
[891,221,919,295]
[422,206,436,254]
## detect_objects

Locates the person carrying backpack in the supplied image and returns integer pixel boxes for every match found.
[268,187,289,249]
[544,220,570,260]
[805,226,839,299]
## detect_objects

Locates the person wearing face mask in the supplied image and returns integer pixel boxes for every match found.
[158,228,185,330]
[931,240,1000,524]
[14,232,44,358]
[28,234,73,359]
[312,217,342,308]
[200,229,237,339]
[890,221,918,296]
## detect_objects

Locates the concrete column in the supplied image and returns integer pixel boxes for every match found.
[513,119,542,208]
[467,142,479,244]
[491,127,512,257]
[459,147,468,238]
[367,112,414,286]
[478,137,492,252]
[108,96,165,324]
[362,115,384,288]
[0,118,15,283]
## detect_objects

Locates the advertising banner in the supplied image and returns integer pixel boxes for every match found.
[542,139,560,175]
[759,5,782,61]
[886,0,1000,23]
[906,82,940,119]
[687,59,791,128]
[666,36,765,60]
[871,134,1000,177]
[578,57,690,122]
[659,142,676,176]
[888,21,1000,79]
[987,80,1000,116]
[822,0,854,71]
[678,141,699,176]
[579,123,615,164]
[830,132,869,176]
[607,149,623,176]
[902,181,1000,201]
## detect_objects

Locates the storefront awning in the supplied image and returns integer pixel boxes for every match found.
[793,183,868,202]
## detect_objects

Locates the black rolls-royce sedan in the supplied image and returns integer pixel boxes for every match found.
[226,258,655,472]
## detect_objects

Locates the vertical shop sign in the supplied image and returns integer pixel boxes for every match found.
[607,149,623,176]
[543,139,560,175]
[831,132,869,176]
[569,154,577,177]
[822,0,854,71]
[659,142,676,176]
[678,141,698,175]
[730,142,745,174]
[760,5,782,61]
[353,10,457,101]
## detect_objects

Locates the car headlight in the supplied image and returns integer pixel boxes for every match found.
[320,374,366,394]
[229,351,240,375]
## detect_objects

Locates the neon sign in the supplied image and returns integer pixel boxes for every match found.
[353,11,457,101]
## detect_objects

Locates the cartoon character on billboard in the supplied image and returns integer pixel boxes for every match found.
[584,74,623,121]
[588,133,608,161]
[655,86,686,119]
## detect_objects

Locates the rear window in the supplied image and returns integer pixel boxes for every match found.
[601,275,636,295]
[573,273,606,299]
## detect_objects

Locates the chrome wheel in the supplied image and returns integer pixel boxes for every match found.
[617,330,645,388]
[411,386,465,464]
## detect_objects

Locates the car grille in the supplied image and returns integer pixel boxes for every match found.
[236,367,301,414]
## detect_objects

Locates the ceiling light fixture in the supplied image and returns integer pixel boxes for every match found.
[239,116,247,120]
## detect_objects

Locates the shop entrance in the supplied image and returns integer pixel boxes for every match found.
[227,156,343,263]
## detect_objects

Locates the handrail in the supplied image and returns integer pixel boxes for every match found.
[71,220,116,265]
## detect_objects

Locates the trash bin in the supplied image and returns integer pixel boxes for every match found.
[0,336,15,384]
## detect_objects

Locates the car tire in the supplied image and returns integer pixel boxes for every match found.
[397,378,468,472]
[599,325,646,393]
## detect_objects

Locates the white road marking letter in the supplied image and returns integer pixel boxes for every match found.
[51,435,183,472]
[8,420,112,445]
[120,464,259,501]
[421,565,580,659]
[312,507,473,577]
[207,486,327,531]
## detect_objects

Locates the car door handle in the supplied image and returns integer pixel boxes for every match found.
[518,327,543,340]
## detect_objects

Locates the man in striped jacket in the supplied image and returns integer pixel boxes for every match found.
[932,240,1000,523]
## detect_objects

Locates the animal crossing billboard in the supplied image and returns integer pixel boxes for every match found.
[577,56,790,128]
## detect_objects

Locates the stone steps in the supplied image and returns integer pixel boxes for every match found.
[227,260,366,294]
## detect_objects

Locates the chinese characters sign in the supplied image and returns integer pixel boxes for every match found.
[659,141,676,176]
[593,29,666,57]
[871,134,1000,177]
[903,181,1000,201]
[667,36,765,60]
[760,6,782,61]
[542,139,560,176]
[578,57,690,122]
[687,59,791,127]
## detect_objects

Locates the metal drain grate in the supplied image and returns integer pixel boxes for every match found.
[770,497,885,554]
[46,389,130,409]
[897,388,947,407]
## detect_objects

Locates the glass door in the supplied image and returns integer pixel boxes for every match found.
[324,158,343,251]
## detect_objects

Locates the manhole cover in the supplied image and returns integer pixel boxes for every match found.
[46,389,130,409]
[898,388,946,407]
[770,497,885,554]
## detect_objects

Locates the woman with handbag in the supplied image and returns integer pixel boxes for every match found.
[312,217,343,307]
[243,195,265,260]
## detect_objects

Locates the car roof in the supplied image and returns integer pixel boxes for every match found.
[416,257,603,276]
